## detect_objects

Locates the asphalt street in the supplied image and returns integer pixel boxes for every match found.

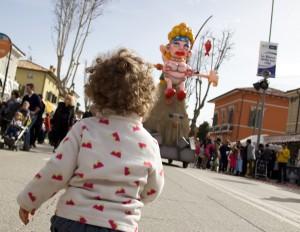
[1,145,300,232]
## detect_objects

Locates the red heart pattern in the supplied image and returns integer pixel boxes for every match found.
[79,217,87,224]
[66,200,75,205]
[93,161,104,169]
[144,161,152,168]
[52,174,63,181]
[115,188,125,195]
[125,210,132,215]
[122,199,132,205]
[112,132,120,142]
[56,153,63,160]
[63,137,69,143]
[82,125,89,131]
[124,167,130,176]
[134,181,140,187]
[99,118,109,125]
[133,125,140,132]
[74,172,84,178]
[138,142,146,149]
[28,192,36,202]
[83,182,94,189]
[111,151,121,158]
[147,189,156,196]
[35,173,42,179]
[82,142,92,149]
[109,220,118,230]
[93,204,104,211]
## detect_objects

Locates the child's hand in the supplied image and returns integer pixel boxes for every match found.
[19,207,35,225]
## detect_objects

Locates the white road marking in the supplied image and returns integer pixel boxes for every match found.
[179,169,300,229]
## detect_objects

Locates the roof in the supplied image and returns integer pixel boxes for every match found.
[208,87,287,103]
[17,60,59,83]
[12,44,25,56]
[286,87,300,94]
[18,60,49,72]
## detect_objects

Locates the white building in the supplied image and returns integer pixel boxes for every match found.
[0,44,25,100]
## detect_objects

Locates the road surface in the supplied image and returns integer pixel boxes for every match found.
[1,145,300,232]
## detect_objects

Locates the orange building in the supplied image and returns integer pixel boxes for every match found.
[208,87,289,142]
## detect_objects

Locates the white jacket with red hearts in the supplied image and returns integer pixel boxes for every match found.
[17,114,164,232]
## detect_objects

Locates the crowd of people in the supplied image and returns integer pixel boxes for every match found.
[0,83,80,152]
[194,138,291,184]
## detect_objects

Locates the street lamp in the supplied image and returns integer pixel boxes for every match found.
[255,0,275,148]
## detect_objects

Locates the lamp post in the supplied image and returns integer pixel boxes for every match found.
[255,0,275,148]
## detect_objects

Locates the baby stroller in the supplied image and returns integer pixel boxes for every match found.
[1,124,27,151]
[0,112,30,151]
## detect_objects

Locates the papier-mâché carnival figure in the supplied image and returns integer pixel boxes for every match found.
[156,23,218,101]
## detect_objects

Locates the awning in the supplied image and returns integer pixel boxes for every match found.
[264,134,300,144]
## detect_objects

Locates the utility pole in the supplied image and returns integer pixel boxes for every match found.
[256,0,275,147]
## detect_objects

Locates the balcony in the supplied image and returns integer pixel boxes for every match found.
[211,124,233,133]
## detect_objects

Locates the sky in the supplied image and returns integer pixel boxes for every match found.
[1,0,300,125]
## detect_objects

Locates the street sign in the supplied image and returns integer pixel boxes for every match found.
[0,33,11,59]
[257,41,278,78]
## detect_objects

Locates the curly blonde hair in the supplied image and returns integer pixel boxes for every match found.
[85,48,155,117]
[168,22,194,44]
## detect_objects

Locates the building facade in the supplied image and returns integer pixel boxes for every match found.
[16,60,59,112]
[208,87,289,142]
[0,44,25,99]
[286,88,300,134]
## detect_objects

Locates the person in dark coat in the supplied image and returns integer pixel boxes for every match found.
[22,83,42,150]
[50,95,75,151]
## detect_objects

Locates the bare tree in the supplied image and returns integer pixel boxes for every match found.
[53,0,107,91]
[187,30,234,136]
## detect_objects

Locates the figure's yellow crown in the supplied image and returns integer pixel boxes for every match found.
[168,23,194,44]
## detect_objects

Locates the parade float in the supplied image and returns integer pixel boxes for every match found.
[144,20,218,168]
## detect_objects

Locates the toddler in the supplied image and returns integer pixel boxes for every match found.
[17,48,164,232]
[6,112,24,139]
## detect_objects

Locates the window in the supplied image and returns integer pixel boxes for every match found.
[221,109,226,124]
[46,91,58,104]
[213,112,218,126]
[27,72,34,79]
[248,107,262,128]
[228,107,234,124]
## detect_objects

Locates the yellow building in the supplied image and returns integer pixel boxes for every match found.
[16,60,59,113]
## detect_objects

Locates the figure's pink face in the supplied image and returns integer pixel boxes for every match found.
[168,38,191,60]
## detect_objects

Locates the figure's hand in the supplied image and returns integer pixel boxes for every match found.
[19,207,35,225]
[154,64,164,70]
[208,70,219,87]
[186,69,193,76]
